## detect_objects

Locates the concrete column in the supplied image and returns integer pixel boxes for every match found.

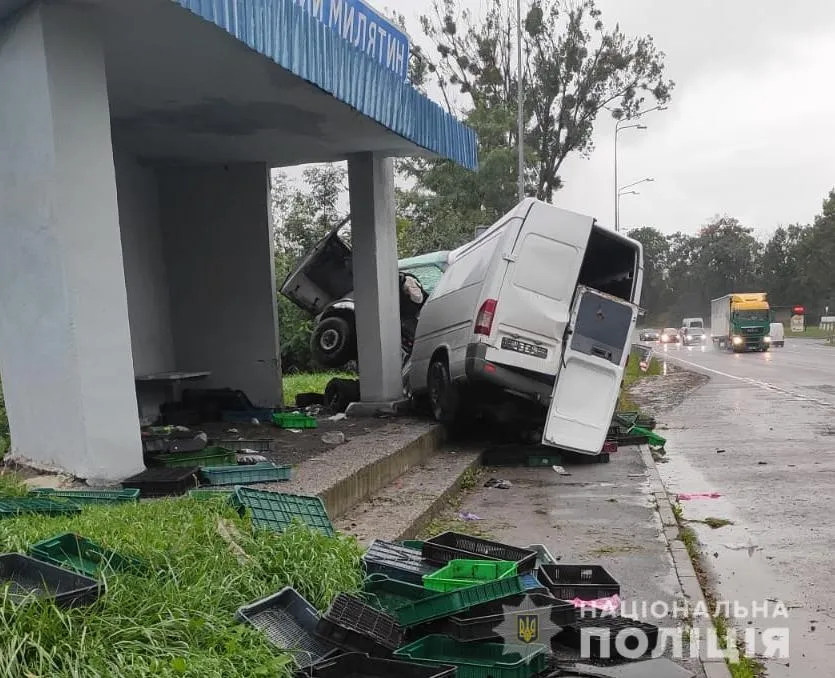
[158,164,282,407]
[0,4,143,480]
[347,153,402,403]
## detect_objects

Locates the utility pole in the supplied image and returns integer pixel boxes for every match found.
[516,0,524,201]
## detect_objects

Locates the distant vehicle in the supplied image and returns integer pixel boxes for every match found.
[281,220,450,367]
[639,329,659,342]
[660,328,680,344]
[680,327,707,346]
[769,322,785,347]
[408,198,643,456]
[682,317,705,330]
[711,293,771,352]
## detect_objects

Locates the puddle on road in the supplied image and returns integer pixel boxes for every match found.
[658,449,834,676]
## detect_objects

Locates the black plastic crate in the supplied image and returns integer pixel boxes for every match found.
[0,553,102,608]
[121,467,200,497]
[441,593,578,644]
[213,439,275,453]
[363,540,439,585]
[556,612,660,658]
[538,565,620,601]
[309,652,457,678]
[236,587,338,670]
[422,532,537,573]
[482,445,562,468]
[317,593,403,656]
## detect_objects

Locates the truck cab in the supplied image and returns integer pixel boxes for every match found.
[711,293,771,352]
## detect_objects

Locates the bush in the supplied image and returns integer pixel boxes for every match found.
[0,378,8,459]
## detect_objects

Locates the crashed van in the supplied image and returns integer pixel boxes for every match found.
[407,198,644,455]
[280,219,450,368]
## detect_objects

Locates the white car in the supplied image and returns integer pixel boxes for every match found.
[408,198,644,455]
[769,322,785,347]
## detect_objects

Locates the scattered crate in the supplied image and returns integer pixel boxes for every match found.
[363,540,439,586]
[361,574,436,615]
[556,612,660,658]
[423,559,518,593]
[538,564,620,601]
[28,533,145,578]
[440,593,578,644]
[151,446,236,469]
[213,439,275,453]
[121,467,200,498]
[395,575,526,627]
[200,462,291,486]
[0,553,102,608]
[309,652,457,678]
[272,412,318,429]
[235,488,334,537]
[0,498,82,518]
[394,635,547,678]
[317,593,403,655]
[187,488,236,501]
[28,488,140,505]
[422,533,536,573]
[235,587,338,670]
[520,573,549,594]
[525,544,557,567]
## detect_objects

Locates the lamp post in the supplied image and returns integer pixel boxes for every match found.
[616,179,654,232]
[516,0,524,201]
[613,104,667,231]
[614,122,646,231]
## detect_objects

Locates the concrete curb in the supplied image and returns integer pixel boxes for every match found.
[395,452,483,541]
[641,445,734,678]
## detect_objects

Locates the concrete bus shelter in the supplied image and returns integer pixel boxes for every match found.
[0,0,477,482]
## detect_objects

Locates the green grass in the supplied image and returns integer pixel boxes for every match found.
[282,372,353,407]
[619,351,662,410]
[0,497,363,677]
[787,326,835,339]
[0,378,8,459]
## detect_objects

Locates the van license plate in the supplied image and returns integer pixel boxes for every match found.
[501,337,548,359]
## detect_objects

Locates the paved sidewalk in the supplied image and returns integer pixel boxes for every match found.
[450,444,707,677]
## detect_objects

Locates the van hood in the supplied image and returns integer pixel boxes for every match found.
[280,219,354,316]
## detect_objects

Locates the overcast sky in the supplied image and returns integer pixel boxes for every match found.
[390,0,835,236]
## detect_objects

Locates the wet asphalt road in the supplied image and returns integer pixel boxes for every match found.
[648,338,835,676]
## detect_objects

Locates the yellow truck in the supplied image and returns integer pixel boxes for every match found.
[711,293,771,352]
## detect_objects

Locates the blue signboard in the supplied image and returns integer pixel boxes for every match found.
[294,0,410,80]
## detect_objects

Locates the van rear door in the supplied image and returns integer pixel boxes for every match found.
[484,202,594,374]
[543,286,637,454]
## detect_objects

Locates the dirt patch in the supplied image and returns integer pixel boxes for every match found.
[626,364,708,415]
[201,414,434,467]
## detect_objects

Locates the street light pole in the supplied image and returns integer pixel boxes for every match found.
[614,122,646,232]
[516,0,524,201]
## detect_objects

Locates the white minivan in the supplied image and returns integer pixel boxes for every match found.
[769,322,785,347]
[408,199,644,455]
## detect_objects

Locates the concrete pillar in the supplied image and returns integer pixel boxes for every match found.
[347,153,402,403]
[0,3,143,480]
[158,164,282,407]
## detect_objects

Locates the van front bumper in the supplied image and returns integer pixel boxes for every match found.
[464,343,553,401]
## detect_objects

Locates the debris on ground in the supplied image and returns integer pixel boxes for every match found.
[676,492,721,501]
[483,477,512,489]
[321,431,346,445]
[552,465,572,476]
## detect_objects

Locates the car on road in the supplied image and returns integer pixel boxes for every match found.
[660,328,680,344]
[639,329,660,342]
[281,219,450,368]
[769,322,785,347]
[680,326,708,345]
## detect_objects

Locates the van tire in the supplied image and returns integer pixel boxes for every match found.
[324,378,360,414]
[311,316,356,368]
[428,358,459,425]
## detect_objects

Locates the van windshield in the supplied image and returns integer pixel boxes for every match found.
[688,321,703,328]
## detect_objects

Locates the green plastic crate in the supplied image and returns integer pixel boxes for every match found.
[200,462,291,486]
[361,574,436,613]
[28,488,140,505]
[28,532,145,578]
[235,487,334,537]
[394,575,526,627]
[188,488,235,500]
[630,426,666,447]
[424,560,518,593]
[272,412,318,429]
[151,446,236,469]
[0,498,82,518]
[394,635,547,678]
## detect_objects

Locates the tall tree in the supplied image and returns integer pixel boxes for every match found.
[627,226,669,321]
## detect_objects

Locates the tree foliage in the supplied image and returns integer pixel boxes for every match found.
[398,0,673,247]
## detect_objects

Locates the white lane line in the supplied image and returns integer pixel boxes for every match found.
[664,354,835,408]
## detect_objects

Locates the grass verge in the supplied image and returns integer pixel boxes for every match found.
[282,372,353,406]
[0,497,363,677]
[619,351,662,410]
[787,326,834,339]
[673,504,763,678]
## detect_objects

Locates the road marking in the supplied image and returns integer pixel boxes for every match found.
[664,354,835,409]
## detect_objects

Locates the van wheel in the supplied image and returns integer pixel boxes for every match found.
[311,316,356,368]
[428,358,459,424]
